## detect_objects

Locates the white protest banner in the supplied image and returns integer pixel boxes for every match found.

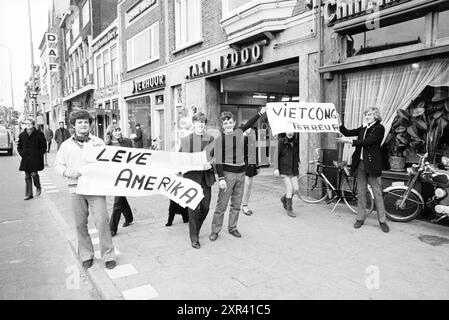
[82,144,208,173]
[76,162,204,209]
[267,102,340,135]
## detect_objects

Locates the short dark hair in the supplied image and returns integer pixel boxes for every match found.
[220,111,234,123]
[135,123,140,127]
[69,110,93,126]
[192,112,207,123]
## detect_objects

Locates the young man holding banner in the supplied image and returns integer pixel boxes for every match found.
[210,107,266,241]
[179,112,215,249]
[54,110,117,269]
[336,107,390,233]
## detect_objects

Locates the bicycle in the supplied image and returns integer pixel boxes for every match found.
[297,148,375,214]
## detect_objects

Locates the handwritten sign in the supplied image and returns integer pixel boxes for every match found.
[267,102,340,135]
[76,145,209,209]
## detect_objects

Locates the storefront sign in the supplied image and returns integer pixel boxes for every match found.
[185,42,266,80]
[92,27,118,53]
[132,74,166,94]
[77,145,208,209]
[126,0,158,26]
[323,0,410,24]
[46,33,59,73]
[267,102,340,135]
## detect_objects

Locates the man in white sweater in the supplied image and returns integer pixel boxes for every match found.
[54,110,116,269]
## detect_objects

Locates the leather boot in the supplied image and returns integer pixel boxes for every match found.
[280,195,287,210]
[286,198,296,217]
[24,175,33,200]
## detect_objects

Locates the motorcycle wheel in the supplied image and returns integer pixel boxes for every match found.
[383,187,423,222]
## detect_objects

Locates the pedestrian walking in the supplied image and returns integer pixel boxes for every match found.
[241,126,259,216]
[17,118,47,200]
[336,107,390,233]
[54,110,116,269]
[131,123,143,148]
[179,112,215,249]
[44,125,54,153]
[209,107,266,241]
[54,121,71,150]
[104,124,134,237]
[274,132,300,218]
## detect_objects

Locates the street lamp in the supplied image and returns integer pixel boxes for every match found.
[0,43,15,111]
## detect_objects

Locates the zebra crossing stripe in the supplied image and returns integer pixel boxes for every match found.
[104,264,138,279]
[45,190,60,193]
[122,284,158,300]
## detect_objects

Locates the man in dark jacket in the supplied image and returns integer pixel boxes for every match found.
[132,123,143,148]
[18,118,47,200]
[179,112,215,249]
[336,107,390,233]
[54,121,71,150]
[44,126,54,153]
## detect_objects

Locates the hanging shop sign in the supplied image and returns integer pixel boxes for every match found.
[92,27,118,53]
[45,33,59,73]
[323,0,410,24]
[132,74,166,94]
[185,41,267,80]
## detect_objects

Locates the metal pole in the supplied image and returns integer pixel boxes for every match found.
[27,0,37,122]
[0,44,15,111]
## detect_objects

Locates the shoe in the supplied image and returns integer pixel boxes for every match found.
[209,233,218,241]
[229,229,242,238]
[82,259,93,269]
[286,198,296,217]
[280,195,287,210]
[380,222,390,233]
[354,220,364,229]
[122,221,132,227]
[105,260,116,269]
[191,242,201,249]
[36,188,41,196]
[110,230,117,237]
[242,206,253,216]
[165,222,172,227]
[24,195,33,200]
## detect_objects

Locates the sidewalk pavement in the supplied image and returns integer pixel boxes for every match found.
[43,151,449,299]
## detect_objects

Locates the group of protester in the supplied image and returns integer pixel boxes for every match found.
[16,105,390,270]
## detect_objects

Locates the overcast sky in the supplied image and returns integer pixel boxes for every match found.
[0,0,52,112]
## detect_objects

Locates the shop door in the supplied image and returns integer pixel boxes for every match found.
[157,110,165,150]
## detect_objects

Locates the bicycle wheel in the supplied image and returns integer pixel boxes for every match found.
[383,187,423,222]
[297,173,328,203]
[341,177,374,215]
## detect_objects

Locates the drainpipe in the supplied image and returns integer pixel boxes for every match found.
[317,0,324,103]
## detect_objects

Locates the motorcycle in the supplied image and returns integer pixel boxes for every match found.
[383,153,449,222]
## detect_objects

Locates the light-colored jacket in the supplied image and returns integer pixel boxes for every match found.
[54,135,104,193]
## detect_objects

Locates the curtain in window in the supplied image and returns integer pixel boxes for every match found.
[342,58,449,163]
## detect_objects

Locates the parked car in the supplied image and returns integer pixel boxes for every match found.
[0,125,13,156]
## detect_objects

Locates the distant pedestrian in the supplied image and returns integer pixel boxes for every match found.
[44,126,54,153]
[17,118,47,200]
[241,126,259,216]
[54,110,116,270]
[274,132,300,218]
[179,112,215,249]
[209,107,266,242]
[105,124,134,237]
[336,107,389,233]
[54,121,71,150]
[132,123,143,148]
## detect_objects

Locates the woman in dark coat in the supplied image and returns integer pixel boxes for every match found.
[336,107,389,233]
[105,124,134,236]
[17,118,47,200]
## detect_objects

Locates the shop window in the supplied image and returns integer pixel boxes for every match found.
[174,0,202,49]
[126,21,159,71]
[127,96,152,148]
[437,10,449,39]
[346,16,425,57]
[82,0,90,28]
[155,95,164,105]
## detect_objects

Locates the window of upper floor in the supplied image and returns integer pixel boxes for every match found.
[174,0,202,50]
[82,0,90,28]
[72,14,80,41]
[65,30,71,51]
[126,21,160,71]
[437,9,449,41]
